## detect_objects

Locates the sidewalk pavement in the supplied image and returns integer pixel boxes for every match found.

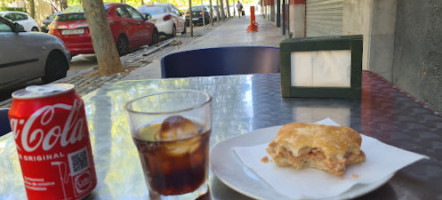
[122,16,288,81]
[0,16,287,107]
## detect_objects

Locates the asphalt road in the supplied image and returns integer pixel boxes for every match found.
[0,34,175,102]
[0,24,213,103]
[0,54,97,102]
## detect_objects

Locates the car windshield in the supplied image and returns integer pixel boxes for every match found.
[139,6,167,15]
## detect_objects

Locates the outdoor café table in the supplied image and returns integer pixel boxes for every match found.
[1,71,441,199]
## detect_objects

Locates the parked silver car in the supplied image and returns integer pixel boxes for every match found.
[0,16,70,89]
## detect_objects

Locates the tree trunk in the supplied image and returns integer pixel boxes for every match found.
[209,0,213,26]
[60,0,68,10]
[189,0,193,37]
[226,0,231,18]
[201,0,205,26]
[29,0,35,18]
[233,1,236,17]
[219,0,225,20]
[81,0,124,75]
[141,0,144,5]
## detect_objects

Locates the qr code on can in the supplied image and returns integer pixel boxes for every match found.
[68,147,90,176]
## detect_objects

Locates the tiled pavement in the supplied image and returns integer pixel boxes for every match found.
[122,16,287,80]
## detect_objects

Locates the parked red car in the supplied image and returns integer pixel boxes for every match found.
[49,3,158,56]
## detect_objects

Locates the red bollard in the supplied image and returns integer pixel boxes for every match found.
[247,6,258,32]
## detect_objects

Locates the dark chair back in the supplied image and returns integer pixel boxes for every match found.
[161,46,280,78]
[0,108,11,136]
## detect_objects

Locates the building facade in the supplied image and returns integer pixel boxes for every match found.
[264,0,442,112]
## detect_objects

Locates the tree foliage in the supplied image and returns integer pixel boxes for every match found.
[0,7,27,12]
[67,0,256,9]
[0,0,260,14]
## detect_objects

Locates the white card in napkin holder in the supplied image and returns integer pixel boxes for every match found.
[233,118,428,199]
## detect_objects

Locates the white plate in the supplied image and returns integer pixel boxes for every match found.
[210,126,394,200]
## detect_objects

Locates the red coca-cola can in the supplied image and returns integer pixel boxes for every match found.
[9,83,97,200]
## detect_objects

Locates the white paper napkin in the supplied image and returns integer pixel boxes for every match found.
[233,118,428,199]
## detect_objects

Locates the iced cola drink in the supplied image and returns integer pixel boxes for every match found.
[125,90,212,200]
[134,116,210,195]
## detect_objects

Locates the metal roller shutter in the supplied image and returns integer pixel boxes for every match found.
[306,0,343,37]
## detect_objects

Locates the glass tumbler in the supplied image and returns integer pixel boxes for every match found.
[125,90,212,200]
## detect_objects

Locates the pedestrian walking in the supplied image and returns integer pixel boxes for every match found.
[237,1,243,18]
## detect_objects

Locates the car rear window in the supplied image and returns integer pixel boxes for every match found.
[56,13,86,21]
[63,6,85,14]
[47,12,60,20]
[139,6,167,15]
[56,5,109,21]
[190,6,204,11]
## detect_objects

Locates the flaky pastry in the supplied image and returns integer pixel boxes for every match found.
[266,123,365,176]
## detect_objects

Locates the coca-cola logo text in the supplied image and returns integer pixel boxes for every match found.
[11,99,87,152]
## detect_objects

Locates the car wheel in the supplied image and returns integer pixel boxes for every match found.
[151,29,158,45]
[169,25,176,38]
[31,27,39,31]
[42,51,68,83]
[181,25,187,34]
[116,35,129,56]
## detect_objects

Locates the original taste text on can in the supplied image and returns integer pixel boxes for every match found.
[9,84,97,200]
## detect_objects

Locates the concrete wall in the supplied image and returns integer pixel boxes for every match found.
[342,0,362,35]
[312,0,373,72]
[342,0,396,79]
[360,0,372,72]
[342,0,397,81]
[263,0,441,111]
[366,0,397,81]
[393,0,442,112]
[342,0,366,69]
[268,4,275,22]
[288,0,305,38]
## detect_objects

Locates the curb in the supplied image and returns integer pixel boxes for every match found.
[142,39,176,57]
